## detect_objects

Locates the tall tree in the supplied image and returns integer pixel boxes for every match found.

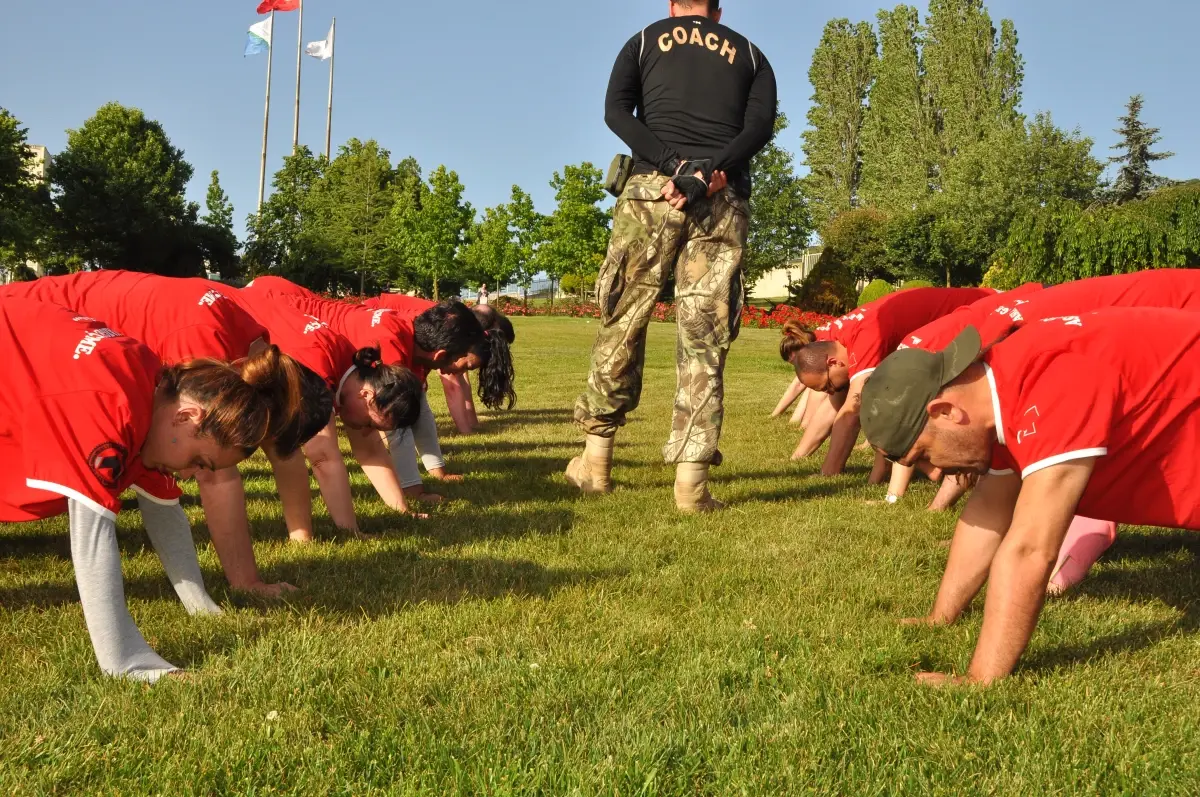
[50,102,200,275]
[506,185,544,305]
[1107,94,1174,204]
[462,202,516,290]
[197,170,239,279]
[858,6,931,212]
[312,138,397,294]
[390,165,472,300]
[0,108,52,278]
[243,146,329,287]
[923,0,1024,187]
[745,112,811,288]
[801,19,877,228]
[537,163,609,306]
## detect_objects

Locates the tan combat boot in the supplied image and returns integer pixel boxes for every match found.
[674,462,725,513]
[565,434,614,494]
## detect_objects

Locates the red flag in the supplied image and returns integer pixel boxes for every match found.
[257,0,299,13]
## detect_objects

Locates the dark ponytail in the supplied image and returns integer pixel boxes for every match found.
[288,363,334,454]
[352,346,422,430]
[472,304,516,344]
[476,330,517,410]
[415,300,517,410]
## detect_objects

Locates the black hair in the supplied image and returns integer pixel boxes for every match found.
[472,305,516,344]
[415,300,517,411]
[273,361,335,457]
[352,346,422,430]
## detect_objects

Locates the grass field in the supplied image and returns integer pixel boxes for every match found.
[4,317,1200,794]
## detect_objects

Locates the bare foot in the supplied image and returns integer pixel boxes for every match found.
[235,581,300,599]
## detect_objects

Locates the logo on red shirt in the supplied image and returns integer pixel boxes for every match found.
[370,310,389,328]
[198,290,225,307]
[73,327,121,360]
[88,441,128,488]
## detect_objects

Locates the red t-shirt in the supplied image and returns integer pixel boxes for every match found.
[900,283,1046,352]
[229,289,356,392]
[362,294,436,323]
[244,278,417,371]
[975,269,1200,346]
[0,271,268,364]
[814,287,994,381]
[0,298,182,523]
[983,308,1200,530]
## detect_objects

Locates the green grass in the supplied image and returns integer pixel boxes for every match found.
[4,317,1200,794]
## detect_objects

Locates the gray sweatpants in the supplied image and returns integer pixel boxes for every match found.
[388,392,445,488]
[68,496,221,682]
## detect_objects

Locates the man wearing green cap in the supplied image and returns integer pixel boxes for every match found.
[861,307,1200,684]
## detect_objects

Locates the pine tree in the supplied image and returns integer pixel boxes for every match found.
[1107,94,1174,204]
[801,19,878,228]
[858,5,931,212]
[202,170,234,234]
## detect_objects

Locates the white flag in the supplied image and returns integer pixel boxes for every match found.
[245,16,273,56]
[306,21,334,60]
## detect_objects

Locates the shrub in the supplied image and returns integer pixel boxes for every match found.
[789,250,858,316]
[857,278,894,307]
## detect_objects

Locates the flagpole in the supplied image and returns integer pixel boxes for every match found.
[325,18,336,160]
[257,10,275,213]
[292,0,303,152]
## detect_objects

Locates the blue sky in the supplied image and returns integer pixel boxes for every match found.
[3,0,1198,240]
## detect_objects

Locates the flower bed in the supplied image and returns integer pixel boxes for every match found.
[495,297,833,330]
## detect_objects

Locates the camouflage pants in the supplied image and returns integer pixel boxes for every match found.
[574,173,750,464]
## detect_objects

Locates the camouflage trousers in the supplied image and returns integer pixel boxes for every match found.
[574,173,750,464]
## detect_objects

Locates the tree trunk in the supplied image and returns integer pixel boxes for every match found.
[523,286,528,308]
[549,278,555,310]
[360,269,365,296]
[433,275,440,301]
[945,263,951,288]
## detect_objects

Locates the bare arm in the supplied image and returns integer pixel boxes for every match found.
[346,426,413,514]
[772,377,806,418]
[441,373,478,434]
[793,390,842,460]
[966,460,1094,683]
[196,467,293,595]
[907,472,1022,625]
[300,419,359,532]
[820,381,864,476]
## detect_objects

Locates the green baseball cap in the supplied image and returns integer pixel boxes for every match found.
[860,326,983,461]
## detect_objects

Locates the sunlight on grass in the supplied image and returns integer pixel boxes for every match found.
[3,317,1200,793]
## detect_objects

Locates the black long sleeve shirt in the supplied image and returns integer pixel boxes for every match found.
[604,15,777,199]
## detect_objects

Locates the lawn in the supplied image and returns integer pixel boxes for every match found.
[3,317,1200,794]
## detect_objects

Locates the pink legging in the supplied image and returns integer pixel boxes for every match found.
[1049,516,1118,593]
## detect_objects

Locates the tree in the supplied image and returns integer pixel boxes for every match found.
[820,208,893,285]
[312,138,397,294]
[243,146,330,288]
[923,0,1024,187]
[50,102,201,275]
[463,202,517,290]
[537,163,610,307]
[507,186,544,305]
[0,108,52,279]
[745,112,811,289]
[801,19,877,228]
[198,170,239,279]
[390,165,472,300]
[858,6,931,212]
[1107,94,1174,204]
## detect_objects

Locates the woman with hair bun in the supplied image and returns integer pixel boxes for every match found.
[0,297,304,682]
[220,290,424,556]
[0,271,319,597]
[247,278,518,504]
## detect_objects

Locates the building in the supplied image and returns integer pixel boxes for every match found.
[749,246,824,302]
[4,145,53,283]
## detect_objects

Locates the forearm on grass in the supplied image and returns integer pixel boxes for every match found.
[195,466,264,590]
[347,427,411,513]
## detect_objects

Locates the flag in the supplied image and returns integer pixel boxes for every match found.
[256,0,299,13]
[244,17,272,56]
[305,21,334,60]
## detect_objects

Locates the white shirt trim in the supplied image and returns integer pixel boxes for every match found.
[334,365,356,409]
[850,367,876,384]
[984,364,1006,446]
[131,485,180,507]
[1021,449,1108,479]
[25,479,116,522]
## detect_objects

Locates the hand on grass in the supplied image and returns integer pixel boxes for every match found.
[899,615,944,627]
[237,581,299,598]
[915,672,970,687]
